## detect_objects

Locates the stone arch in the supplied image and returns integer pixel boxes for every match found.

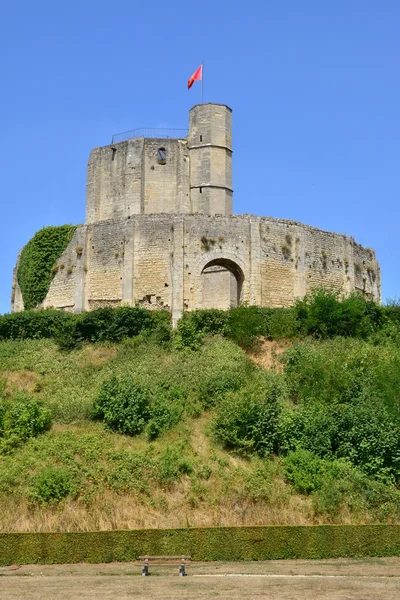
[201,257,244,309]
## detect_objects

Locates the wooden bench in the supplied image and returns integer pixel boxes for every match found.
[138,555,191,576]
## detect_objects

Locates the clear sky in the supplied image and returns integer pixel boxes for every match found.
[1,0,399,314]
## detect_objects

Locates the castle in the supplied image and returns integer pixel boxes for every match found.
[11,103,381,323]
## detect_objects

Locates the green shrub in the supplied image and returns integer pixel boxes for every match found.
[283,449,327,494]
[17,225,77,310]
[225,305,265,349]
[174,316,203,350]
[185,310,229,336]
[93,376,150,435]
[0,395,51,453]
[279,400,400,481]
[199,373,242,408]
[283,338,400,411]
[149,311,172,346]
[295,289,384,339]
[52,316,81,350]
[29,467,75,505]
[261,307,299,339]
[0,310,71,341]
[147,385,185,439]
[212,372,285,456]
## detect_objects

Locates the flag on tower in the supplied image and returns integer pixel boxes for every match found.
[188,64,203,90]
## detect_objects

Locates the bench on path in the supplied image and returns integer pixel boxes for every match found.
[138,555,191,576]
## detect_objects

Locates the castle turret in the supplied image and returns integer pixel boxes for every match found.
[187,103,233,215]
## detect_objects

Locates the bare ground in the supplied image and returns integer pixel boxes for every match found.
[1,558,400,599]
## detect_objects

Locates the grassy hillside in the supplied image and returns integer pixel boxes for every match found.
[1,293,400,532]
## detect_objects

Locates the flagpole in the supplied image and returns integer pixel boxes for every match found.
[202,61,204,104]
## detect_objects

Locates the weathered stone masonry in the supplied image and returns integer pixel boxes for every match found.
[11,103,381,320]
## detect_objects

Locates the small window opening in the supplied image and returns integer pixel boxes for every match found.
[111,147,117,161]
[200,135,203,142]
[157,147,166,165]
[199,187,202,194]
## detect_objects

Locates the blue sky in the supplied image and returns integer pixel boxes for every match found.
[1,0,399,313]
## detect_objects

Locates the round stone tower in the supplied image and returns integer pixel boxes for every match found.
[187,103,233,215]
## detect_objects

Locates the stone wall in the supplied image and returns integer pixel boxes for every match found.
[86,138,190,222]
[86,103,233,223]
[32,214,380,322]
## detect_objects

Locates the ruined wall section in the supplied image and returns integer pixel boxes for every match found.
[352,242,381,299]
[30,214,380,317]
[11,252,24,313]
[41,227,86,311]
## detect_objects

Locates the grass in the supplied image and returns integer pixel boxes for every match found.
[1,334,400,532]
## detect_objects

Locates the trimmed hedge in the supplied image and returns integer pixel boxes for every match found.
[0,307,167,343]
[1,525,400,565]
[17,225,78,310]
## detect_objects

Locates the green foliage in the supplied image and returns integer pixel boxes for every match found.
[155,445,193,487]
[281,401,400,479]
[0,310,71,341]
[173,315,204,350]
[184,309,229,336]
[199,373,242,408]
[225,304,265,349]
[283,449,327,494]
[0,395,51,453]
[283,449,400,520]
[29,467,75,505]
[2,525,400,565]
[261,307,299,339]
[283,337,400,412]
[77,306,155,343]
[295,288,385,339]
[17,225,77,310]
[52,316,82,350]
[0,307,169,349]
[212,372,285,456]
[147,385,185,439]
[93,375,150,435]
[280,338,400,480]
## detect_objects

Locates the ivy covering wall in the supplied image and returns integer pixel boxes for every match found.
[17,225,77,310]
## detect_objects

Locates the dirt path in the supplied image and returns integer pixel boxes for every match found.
[1,558,400,599]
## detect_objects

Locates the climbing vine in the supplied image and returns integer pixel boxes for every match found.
[17,225,78,310]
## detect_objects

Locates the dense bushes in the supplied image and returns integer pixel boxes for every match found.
[295,289,386,339]
[176,291,400,348]
[0,394,51,453]
[92,338,254,438]
[29,467,75,505]
[0,310,70,341]
[93,376,150,435]
[17,225,77,310]
[3,290,400,351]
[279,338,400,481]
[212,373,285,456]
[0,306,167,346]
[283,450,400,520]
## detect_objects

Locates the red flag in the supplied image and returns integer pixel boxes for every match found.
[188,64,203,90]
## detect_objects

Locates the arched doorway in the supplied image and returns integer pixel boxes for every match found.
[201,258,244,310]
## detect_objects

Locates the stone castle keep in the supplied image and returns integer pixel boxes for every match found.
[12,103,381,322]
